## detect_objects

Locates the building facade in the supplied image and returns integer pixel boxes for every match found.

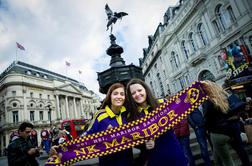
[0,61,100,154]
[141,0,252,98]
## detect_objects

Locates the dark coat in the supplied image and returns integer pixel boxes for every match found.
[7,137,39,166]
[203,100,232,136]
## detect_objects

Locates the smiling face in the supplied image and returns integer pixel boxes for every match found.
[129,83,147,107]
[111,87,125,108]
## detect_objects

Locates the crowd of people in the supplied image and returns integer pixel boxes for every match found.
[6,123,72,165]
[6,79,252,166]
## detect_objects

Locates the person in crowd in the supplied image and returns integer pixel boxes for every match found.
[174,118,195,166]
[41,128,51,154]
[9,130,19,143]
[126,78,187,166]
[84,83,133,166]
[52,129,67,145]
[7,122,40,166]
[245,97,252,118]
[30,129,38,147]
[201,80,250,166]
[188,106,212,166]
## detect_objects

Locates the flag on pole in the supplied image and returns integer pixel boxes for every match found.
[65,61,71,66]
[78,70,82,74]
[16,42,25,51]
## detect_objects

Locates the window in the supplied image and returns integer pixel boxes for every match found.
[39,94,42,99]
[212,20,221,34]
[216,4,228,30]
[157,73,165,97]
[184,75,190,86]
[218,55,226,68]
[227,6,236,23]
[30,111,35,121]
[249,36,252,48]
[48,110,51,122]
[215,4,235,30]
[26,70,32,75]
[12,91,16,97]
[12,102,17,107]
[171,51,179,69]
[39,111,43,120]
[188,32,197,52]
[30,92,33,98]
[47,95,50,99]
[179,77,185,89]
[198,23,209,46]
[181,41,189,59]
[12,111,18,123]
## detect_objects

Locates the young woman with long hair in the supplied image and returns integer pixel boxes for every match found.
[126,78,187,166]
[201,80,250,166]
[85,83,133,166]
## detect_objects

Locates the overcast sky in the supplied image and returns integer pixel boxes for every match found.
[0,0,178,98]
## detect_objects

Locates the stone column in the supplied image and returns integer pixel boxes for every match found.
[65,96,70,119]
[23,89,28,121]
[56,95,60,119]
[80,99,84,118]
[73,97,77,119]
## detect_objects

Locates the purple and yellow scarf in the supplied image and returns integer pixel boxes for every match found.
[45,81,208,166]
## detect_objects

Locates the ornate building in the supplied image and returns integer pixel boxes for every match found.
[0,61,100,154]
[140,0,252,98]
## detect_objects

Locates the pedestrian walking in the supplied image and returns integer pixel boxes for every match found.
[41,128,50,154]
[188,106,212,166]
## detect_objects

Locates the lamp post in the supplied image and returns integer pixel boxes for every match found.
[47,105,52,126]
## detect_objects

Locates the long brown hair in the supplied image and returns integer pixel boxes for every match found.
[201,80,229,113]
[126,79,159,121]
[100,83,126,109]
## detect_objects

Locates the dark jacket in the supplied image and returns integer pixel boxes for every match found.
[188,108,205,128]
[203,101,238,136]
[7,136,39,166]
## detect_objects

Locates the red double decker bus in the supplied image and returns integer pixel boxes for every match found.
[61,119,90,139]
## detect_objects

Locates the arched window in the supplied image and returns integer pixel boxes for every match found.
[212,20,221,34]
[216,4,228,30]
[198,23,209,46]
[171,51,179,68]
[227,6,236,23]
[188,32,197,52]
[181,41,189,59]
[157,73,165,97]
[198,70,215,81]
